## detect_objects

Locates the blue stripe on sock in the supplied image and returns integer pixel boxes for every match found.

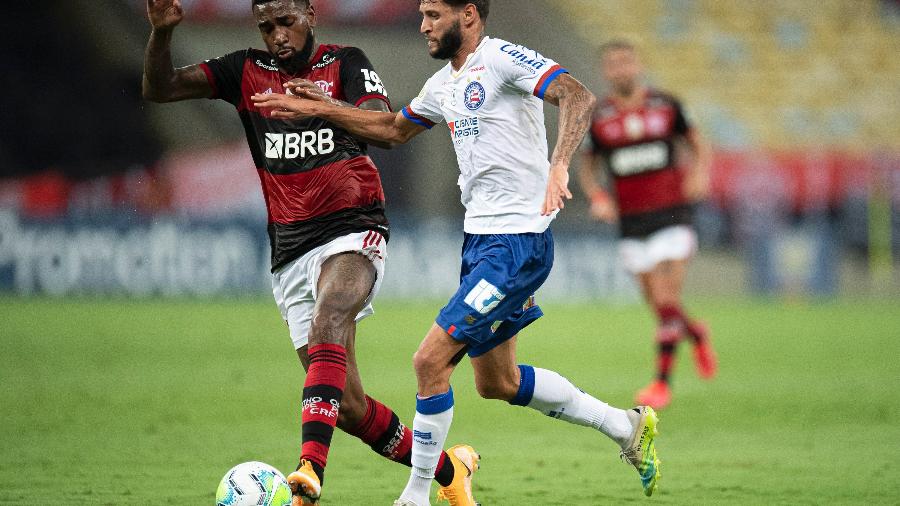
[509,364,536,406]
[416,386,454,415]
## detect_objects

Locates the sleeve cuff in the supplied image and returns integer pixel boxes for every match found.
[533,65,568,100]
[354,94,392,111]
[199,62,218,99]
[402,106,436,129]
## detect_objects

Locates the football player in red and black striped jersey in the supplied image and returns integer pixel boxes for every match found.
[578,39,718,410]
[142,1,468,503]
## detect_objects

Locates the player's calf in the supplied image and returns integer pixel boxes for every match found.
[334,386,367,431]
[298,254,374,486]
[299,343,347,482]
[507,365,635,447]
[398,388,456,506]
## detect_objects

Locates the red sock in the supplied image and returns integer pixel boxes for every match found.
[655,303,685,327]
[656,303,706,342]
[348,396,455,487]
[654,304,684,383]
[301,344,347,482]
[656,338,677,383]
[685,319,707,344]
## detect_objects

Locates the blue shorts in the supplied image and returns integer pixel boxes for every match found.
[435,230,554,358]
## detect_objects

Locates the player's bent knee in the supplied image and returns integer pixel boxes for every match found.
[412,348,434,377]
[412,348,451,382]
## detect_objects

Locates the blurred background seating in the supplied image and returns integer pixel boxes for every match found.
[0,0,896,298]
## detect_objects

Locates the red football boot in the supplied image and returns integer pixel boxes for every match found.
[635,380,672,410]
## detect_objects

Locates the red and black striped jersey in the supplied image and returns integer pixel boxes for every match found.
[589,89,693,238]
[200,44,391,270]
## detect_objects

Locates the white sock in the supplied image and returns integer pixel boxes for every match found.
[399,388,454,506]
[512,365,635,448]
[602,408,638,449]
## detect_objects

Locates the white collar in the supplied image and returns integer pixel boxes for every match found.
[450,35,491,76]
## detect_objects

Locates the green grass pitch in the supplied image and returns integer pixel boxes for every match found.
[1,297,898,504]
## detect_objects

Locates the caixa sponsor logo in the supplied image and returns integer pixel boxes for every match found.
[265,130,335,159]
[500,44,547,71]
[447,117,480,142]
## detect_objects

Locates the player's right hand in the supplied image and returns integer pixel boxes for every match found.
[283,79,333,103]
[252,93,319,120]
[589,191,619,224]
[147,0,184,30]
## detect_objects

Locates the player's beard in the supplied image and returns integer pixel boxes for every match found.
[430,20,462,60]
[613,79,638,98]
[278,30,316,74]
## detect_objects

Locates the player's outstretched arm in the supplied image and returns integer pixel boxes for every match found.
[540,73,598,215]
[252,92,426,145]
[682,128,713,202]
[577,150,618,224]
[282,79,395,149]
[142,0,213,103]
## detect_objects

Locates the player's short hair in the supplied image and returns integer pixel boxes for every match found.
[425,0,490,21]
[599,38,638,55]
[252,0,310,8]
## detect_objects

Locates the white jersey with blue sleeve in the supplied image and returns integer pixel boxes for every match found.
[402,36,568,234]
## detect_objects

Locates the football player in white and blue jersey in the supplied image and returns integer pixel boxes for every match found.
[253,1,662,503]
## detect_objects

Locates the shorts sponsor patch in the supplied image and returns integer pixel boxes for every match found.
[464,279,506,315]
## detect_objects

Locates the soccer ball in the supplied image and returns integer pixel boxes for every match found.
[215,461,292,506]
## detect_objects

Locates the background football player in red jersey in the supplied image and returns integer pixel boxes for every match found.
[142,1,475,504]
[578,39,718,410]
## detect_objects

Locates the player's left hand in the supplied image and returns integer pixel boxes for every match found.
[251,93,318,120]
[542,165,573,216]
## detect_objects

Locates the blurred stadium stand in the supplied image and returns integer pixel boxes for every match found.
[0,2,162,180]
[0,0,896,298]
[559,0,900,150]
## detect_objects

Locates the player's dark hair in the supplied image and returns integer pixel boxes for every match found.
[252,0,310,7]
[425,0,490,21]
[600,38,637,54]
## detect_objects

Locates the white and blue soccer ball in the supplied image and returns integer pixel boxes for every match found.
[215,461,292,506]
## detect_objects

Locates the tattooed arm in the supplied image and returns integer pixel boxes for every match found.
[251,92,427,145]
[539,73,598,215]
[282,79,395,149]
